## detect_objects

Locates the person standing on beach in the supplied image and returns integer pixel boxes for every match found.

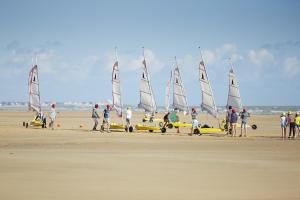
[125,107,132,132]
[295,112,300,137]
[230,108,238,137]
[101,105,111,133]
[280,112,287,139]
[287,111,296,139]
[226,106,233,135]
[49,103,56,130]
[239,108,250,137]
[162,112,170,129]
[92,104,100,131]
[190,107,198,136]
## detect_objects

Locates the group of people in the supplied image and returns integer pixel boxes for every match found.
[226,106,250,137]
[91,104,132,132]
[34,103,57,129]
[280,111,300,139]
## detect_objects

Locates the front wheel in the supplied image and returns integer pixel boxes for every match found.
[194,128,201,135]
[149,130,154,133]
[129,126,133,132]
[161,128,166,133]
[167,124,173,129]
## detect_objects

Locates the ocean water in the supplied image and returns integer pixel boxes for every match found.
[0,102,299,115]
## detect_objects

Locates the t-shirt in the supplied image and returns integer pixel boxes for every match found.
[230,112,238,123]
[103,109,110,119]
[49,108,56,120]
[92,108,99,118]
[126,110,132,119]
[191,112,198,120]
[295,116,300,125]
[239,111,250,123]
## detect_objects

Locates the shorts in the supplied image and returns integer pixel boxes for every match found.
[241,122,247,128]
[231,123,237,128]
[103,118,110,124]
[192,119,199,128]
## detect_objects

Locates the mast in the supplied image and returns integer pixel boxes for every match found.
[172,56,189,113]
[28,56,41,113]
[165,70,172,111]
[138,47,157,113]
[198,47,218,118]
[112,47,122,117]
[226,58,242,111]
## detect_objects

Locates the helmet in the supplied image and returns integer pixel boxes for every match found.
[95,104,99,109]
[282,112,286,116]
[127,107,131,110]
[288,111,292,115]
[106,104,110,109]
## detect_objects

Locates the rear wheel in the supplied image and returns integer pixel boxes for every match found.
[26,123,28,128]
[149,130,154,133]
[251,124,257,130]
[22,121,25,127]
[167,124,173,129]
[129,126,133,132]
[194,129,201,135]
[161,128,166,133]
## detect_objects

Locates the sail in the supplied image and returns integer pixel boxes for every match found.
[138,59,157,113]
[173,64,189,113]
[227,68,242,111]
[28,65,41,113]
[164,70,172,111]
[112,61,122,116]
[199,60,218,117]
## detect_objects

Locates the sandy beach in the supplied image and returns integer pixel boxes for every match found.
[0,111,300,200]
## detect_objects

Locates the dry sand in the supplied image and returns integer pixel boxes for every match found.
[0,111,300,200]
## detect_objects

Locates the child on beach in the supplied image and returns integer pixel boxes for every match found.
[239,108,250,137]
[126,107,132,132]
[49,103,56,130]
[190,107,198,136]
[295,112,300,137]
[92,104,100,131]
[280,112,287,139]
[101,105,111,133]
[287,111,296,139]
[230,108,238,137]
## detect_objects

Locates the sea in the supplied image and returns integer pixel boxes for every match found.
[0,101,299,115]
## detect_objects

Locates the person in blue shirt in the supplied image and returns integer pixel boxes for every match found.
[101,105,111,133]
[230,108,238,137]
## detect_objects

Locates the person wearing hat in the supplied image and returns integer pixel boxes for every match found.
[92,104,100,131]
[287,111,296,139]
[230,108,238,137]
[280,112,287,139]
[49,103,56,130]
[126,107,132,132]
[101,105,111,133]
[239,108,250,137]
[295,112,300,137]
[190,107,198,136]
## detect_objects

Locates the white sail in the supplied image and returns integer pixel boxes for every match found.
[227,68,242,111]
[28,65,41,113]
[164,70,172,111]
[138,58,157,113]
[112,59,122,117]
[199,60,218,117]
[172,60,189,113]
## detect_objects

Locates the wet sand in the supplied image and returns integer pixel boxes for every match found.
[0,111,299,200]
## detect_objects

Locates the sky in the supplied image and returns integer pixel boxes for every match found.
[0,0,299,106]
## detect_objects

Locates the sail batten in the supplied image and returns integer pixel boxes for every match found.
[172,62,189,113]
[28,65,41,113]
[112,59,123,117]
[138,58,156,113]
[227,68,242,111]
[198,60,218,118]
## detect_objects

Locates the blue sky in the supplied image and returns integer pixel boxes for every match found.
[0,0,299,106]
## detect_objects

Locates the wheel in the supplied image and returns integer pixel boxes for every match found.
[142,118,146,122]
[167,124,173,129]
[22,121,25,127]
[161,128,166,133]
[159,122,163,128]
[251,124,257,130]
[101,125,104,131]
[149,130,154,133]
[194,129,201,135]
[129,126,133,132]
[26,123,28,128]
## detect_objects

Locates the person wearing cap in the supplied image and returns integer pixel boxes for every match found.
[126,107,132,132]
[92,104,100,131]
[226,106,233,135]
[280,112,287,139]
[190,107,198,136]
[239,108,250,137]
[230,108,238,137]
[101,105,111,133]
[49,103,56,130]
[295,112,300,137]
[287,111,296,139]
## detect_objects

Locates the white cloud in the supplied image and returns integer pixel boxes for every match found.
[247,48,274,65]
[284,56,300,78]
